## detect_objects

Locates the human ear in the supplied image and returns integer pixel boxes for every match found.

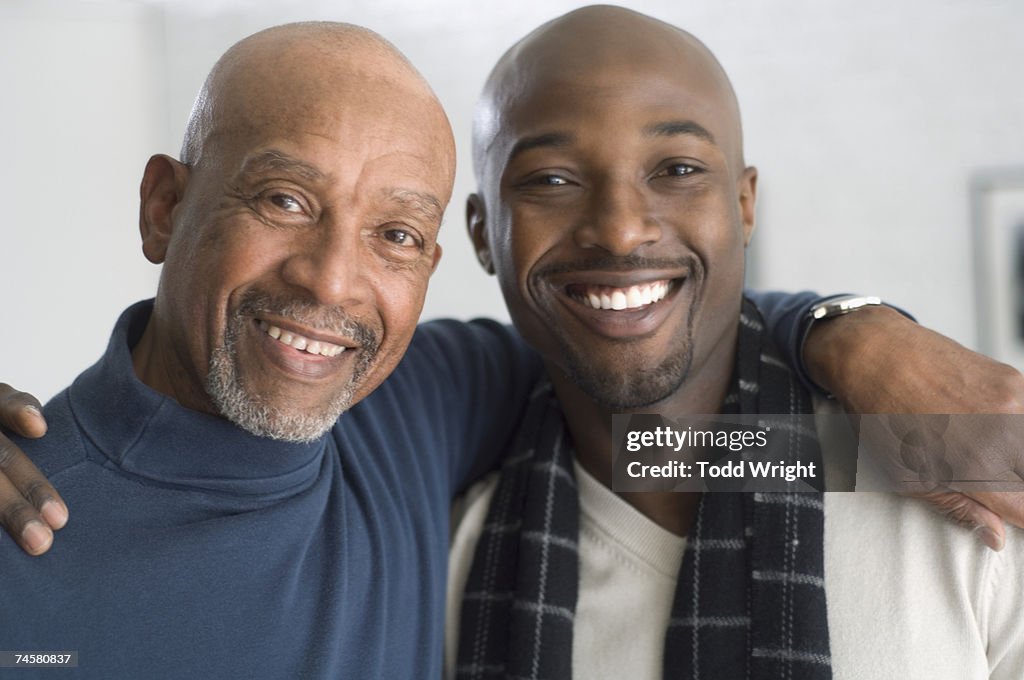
[739,166,758,246]
[430,243,443,274]
[466,193,495,275]
[139,154,189,264]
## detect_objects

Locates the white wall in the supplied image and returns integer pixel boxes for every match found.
[1,0,167,402]
[4,0,1023,402]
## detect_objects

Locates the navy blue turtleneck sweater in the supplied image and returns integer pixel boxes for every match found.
[1,292,821,678]
[1,301,543,679]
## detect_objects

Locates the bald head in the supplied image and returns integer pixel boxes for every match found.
[465,6,759,412]
[473,6,743,188]
[182,21,454,183]
[136,21,458,442]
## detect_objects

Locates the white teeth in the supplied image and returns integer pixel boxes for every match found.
[258,320,347,357]
[573,280,674,311]
[610,291,627,310]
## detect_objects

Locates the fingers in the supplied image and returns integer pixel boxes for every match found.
[0,430,67,557]
[0,384,66,556]
[0,383,48,438]
[909,489,1005,551]
[0,469,53,556]
[962,491,1024,531]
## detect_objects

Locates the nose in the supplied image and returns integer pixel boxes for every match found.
[280,215,372,308]
[573,178,662,255]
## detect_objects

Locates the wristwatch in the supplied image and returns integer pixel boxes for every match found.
[808,295,883,321]
[800,295,885,397]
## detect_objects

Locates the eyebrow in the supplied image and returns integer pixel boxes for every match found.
[505,120,716,166]
[384,188,445,224]
[237,150,325,183]
[507,132,575,164]
[644,120,716,145]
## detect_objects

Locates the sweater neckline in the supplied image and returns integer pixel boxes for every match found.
[68,300,330,497]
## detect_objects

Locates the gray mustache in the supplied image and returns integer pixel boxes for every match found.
[235,290,380,351]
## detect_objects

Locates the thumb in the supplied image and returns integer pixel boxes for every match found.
[907,490,1005,551]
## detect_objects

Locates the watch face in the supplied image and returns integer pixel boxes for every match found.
[812,296,882,320]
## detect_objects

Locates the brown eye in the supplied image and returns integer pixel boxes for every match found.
[522,174,570,187]
[269,193,303,212]
[663,163,696,176]
[383,229,419,248]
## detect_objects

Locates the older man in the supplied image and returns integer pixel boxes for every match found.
[446,7,1024,680]
[0,22,549,678]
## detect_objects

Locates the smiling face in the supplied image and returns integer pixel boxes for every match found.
[471,9,756,411]
[134,24,454,441]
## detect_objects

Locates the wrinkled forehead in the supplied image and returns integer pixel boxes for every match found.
[197,39,456,194]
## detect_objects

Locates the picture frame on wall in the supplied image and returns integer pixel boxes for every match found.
[971,168,1024,371]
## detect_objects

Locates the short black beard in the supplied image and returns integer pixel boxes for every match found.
[545,254,702,410]
[561,333,694,410]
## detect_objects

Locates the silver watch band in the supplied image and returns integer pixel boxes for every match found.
[809,295,883,321]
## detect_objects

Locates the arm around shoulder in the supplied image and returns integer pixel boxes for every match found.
[404,320,543,492]
[0,383,68,556]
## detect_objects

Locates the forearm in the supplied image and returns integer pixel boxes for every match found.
[803,305,1024,414]
[802,304,910,407]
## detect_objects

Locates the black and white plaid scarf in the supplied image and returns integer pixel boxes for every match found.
[456,298,831,680]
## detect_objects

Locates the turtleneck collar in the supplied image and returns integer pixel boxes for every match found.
[68,300,331,497]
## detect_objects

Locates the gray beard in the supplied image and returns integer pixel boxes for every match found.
[206,291,378,443]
